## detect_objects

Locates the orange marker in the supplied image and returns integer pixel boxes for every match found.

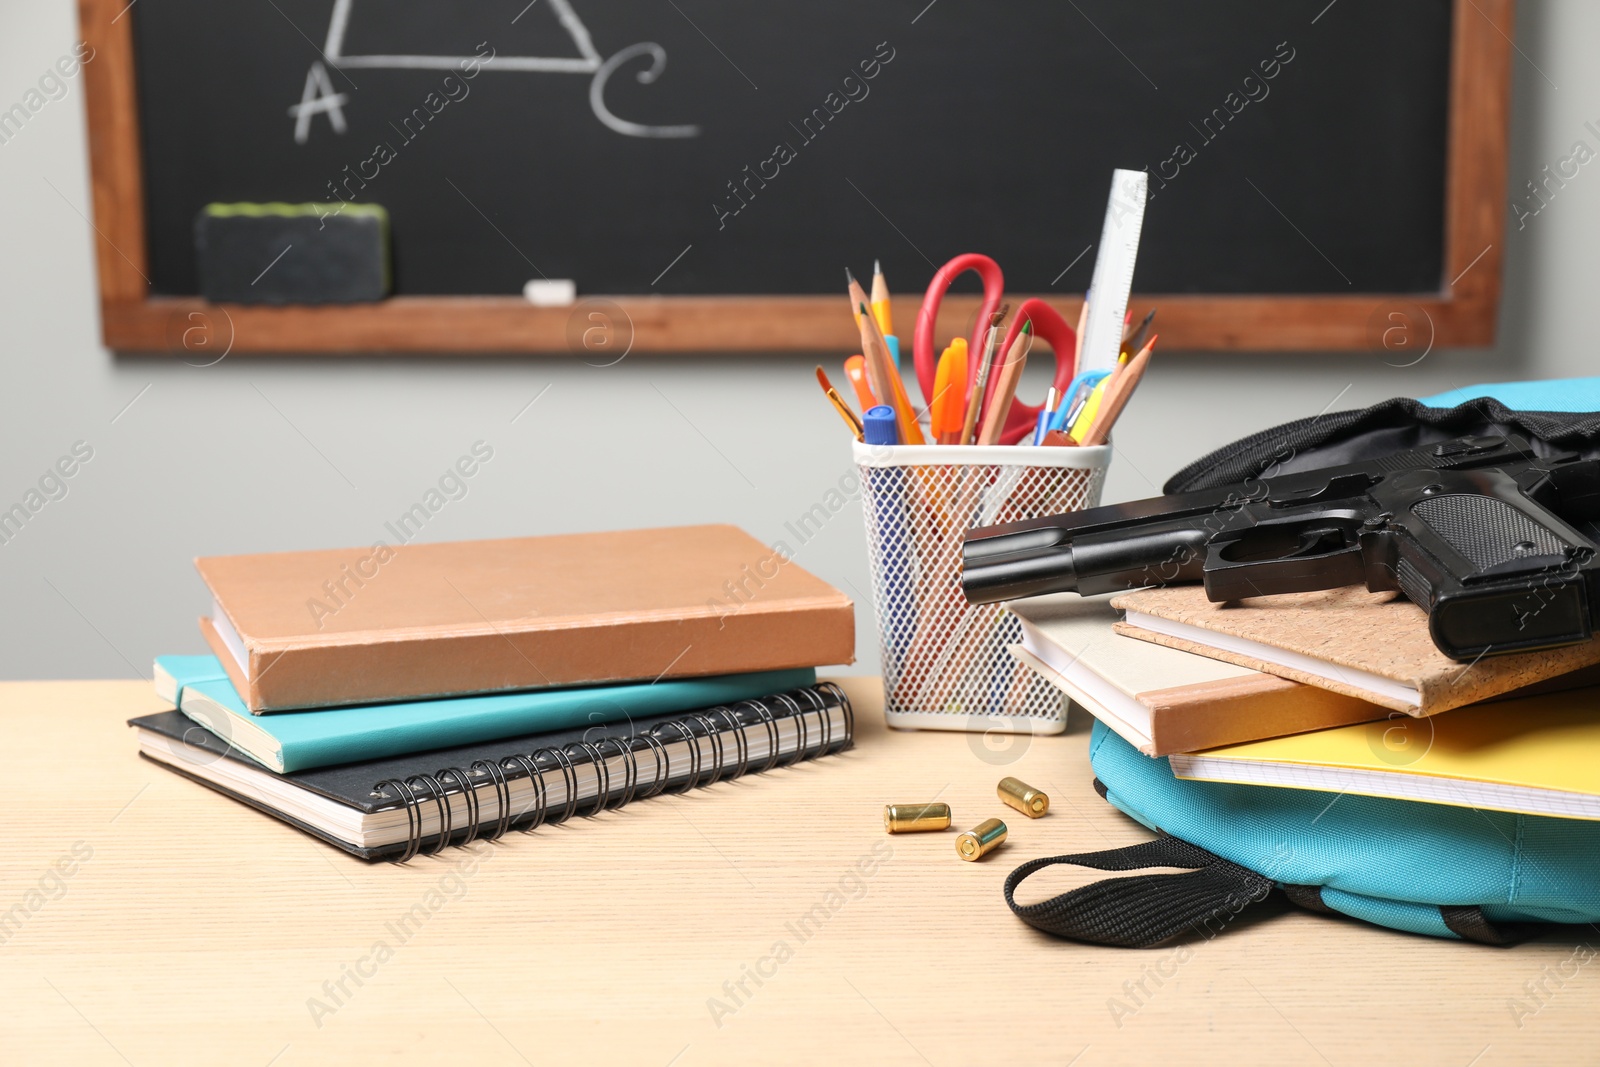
[931,339,968,444]
[843,355,876,410]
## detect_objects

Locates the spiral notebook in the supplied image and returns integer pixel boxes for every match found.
[130,683,853,861]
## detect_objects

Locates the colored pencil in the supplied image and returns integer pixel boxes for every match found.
[1124,308,1156,355]
[857,301,925,445]
[871,259,893,337]
[1080,335,1156,447]
[1072,295,1089,373]
[846,268,864,327]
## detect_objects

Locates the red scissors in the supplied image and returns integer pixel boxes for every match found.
[912,254,1077,445]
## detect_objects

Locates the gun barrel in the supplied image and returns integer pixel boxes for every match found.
[962,521,1212,603]
[960,537,1080,603]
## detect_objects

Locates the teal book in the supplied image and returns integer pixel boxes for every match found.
[154,655,817,774]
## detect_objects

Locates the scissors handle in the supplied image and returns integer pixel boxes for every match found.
[982,299,1079,445]
[913,254,1006,410]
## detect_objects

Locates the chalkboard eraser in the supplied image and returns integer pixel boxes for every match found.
[523,279,577,306]
[194,203,390,305]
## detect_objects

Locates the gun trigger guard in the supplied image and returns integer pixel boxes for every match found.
[1201,531,1367,602]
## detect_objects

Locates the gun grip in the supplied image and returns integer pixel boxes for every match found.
[1203,526,1366,602]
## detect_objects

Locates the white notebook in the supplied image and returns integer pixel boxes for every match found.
[1007,594,1381,756]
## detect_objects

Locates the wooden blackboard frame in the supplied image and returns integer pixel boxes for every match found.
[80,0,1513,355]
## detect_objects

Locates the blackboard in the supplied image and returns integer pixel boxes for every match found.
[82,0,1511,352]
[130,0,1453,298]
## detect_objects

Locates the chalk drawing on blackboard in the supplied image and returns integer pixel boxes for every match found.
[289,62,350,144]
[295,0,701,141]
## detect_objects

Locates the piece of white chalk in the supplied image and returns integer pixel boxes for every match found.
[523,279,577,306]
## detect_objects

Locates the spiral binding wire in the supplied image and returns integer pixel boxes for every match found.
[371,684,853,862]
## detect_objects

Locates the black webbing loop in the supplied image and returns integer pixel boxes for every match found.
[1003,836,1275,948]
[1439,905,1534,946]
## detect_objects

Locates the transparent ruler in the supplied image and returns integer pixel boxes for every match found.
[1079,168,1149,375]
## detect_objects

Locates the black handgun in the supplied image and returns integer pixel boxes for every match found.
[961,434,1600,661]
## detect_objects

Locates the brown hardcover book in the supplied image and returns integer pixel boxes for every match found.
[195,525,854,712]
[1111,585,1600,717]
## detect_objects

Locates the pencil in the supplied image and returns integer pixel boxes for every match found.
[846,268,864,327]
[816,366,864,440]
[871,258,893,337]
[977,321,1031,445]
[1125,308,1156,356]
[855,305,894,411]
[847,270,871,331]
[858,302,925,445]
[1073,294,1089,372]
[1080,335,1156,447]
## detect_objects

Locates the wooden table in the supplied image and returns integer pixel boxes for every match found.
[2,678,1594,1065]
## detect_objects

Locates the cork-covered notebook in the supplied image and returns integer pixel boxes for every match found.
[1110,585,1600,717]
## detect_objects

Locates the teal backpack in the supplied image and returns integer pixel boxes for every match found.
[1005,722,1600,945]
[1005,381,1600,946]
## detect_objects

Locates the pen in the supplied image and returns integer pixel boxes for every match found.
[1032,386,1059,446]
[815,366,864,440]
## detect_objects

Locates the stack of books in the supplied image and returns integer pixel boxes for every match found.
[1009,585,1600,820]
[130,525,858,860]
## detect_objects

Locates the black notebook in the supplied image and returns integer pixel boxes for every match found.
[131,683,853,861]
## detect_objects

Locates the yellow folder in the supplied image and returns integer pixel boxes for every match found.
[1169,687,1600,820]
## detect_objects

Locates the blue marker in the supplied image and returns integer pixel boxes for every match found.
[862,404,901,446]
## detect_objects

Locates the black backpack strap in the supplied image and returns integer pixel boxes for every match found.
[1003,835,1275,948]
[1282,886,1533,945]
[1439,905,1535,946]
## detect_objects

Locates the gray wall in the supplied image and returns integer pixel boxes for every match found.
[0,2,1591,680]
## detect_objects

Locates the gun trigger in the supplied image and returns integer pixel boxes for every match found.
[1202,529,1366,602]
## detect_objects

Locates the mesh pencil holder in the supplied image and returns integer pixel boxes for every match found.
[854,439,1110,734]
